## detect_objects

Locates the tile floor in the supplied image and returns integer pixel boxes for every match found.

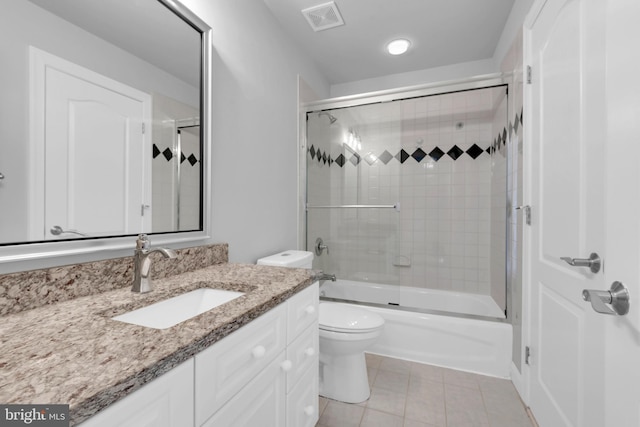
[316,353,536,427]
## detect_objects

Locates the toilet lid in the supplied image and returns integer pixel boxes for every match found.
[319,302,384,333]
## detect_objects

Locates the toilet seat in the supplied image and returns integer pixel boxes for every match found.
[319,302,384,334]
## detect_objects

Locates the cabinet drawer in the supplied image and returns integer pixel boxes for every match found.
[287,283,319,342]
[286,321,318,393]
[286,363,319,427]
[195,303,286,426]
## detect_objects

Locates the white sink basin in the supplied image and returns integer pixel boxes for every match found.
[112,288,244,329]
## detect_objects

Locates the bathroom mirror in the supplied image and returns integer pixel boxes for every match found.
[0,0,211,262]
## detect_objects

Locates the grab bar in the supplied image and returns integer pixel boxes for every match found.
[306,203,400,211]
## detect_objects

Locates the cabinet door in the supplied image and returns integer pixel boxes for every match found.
[286,321,318,393]
[195,304,286,425]
[287,283,319,341]
[286,364,319,427]
[79,359,194,427]
[201,352,286,427]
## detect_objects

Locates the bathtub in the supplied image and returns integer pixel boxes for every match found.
[320,280,513,378]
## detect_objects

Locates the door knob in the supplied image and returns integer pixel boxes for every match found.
[560,252,601,273]
[582,281,629,315]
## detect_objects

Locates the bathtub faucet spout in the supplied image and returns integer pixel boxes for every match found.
[317,271,337,282]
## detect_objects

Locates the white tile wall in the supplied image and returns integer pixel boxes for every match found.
[307,87,508,305]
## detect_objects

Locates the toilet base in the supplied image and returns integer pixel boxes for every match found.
[319,352,371,403]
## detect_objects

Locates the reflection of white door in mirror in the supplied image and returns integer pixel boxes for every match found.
[30,47,152,240]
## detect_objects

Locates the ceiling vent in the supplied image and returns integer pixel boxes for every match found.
[301,2,345,32]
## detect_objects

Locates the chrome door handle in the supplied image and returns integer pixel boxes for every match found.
[582,281,629,315]
[50,225,88,237]
[560,252,601,273]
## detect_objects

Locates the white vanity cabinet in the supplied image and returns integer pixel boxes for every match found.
[78,359,194,427]
[79,283,318,427]
[197,282,319,427]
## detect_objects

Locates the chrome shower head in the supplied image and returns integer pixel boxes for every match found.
[318,111,337,124]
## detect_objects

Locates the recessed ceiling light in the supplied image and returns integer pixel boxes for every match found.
[386,39,411,55]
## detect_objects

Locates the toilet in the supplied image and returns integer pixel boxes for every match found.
[256,250,385,404]
[318,302,384,403]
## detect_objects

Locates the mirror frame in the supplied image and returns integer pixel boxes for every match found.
[0,0,212,271]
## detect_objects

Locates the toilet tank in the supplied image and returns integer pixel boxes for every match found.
[256,250,314,269]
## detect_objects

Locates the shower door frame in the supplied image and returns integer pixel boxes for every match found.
[299,73,511,320]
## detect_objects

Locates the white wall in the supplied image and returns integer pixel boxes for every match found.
[181,0,330,263]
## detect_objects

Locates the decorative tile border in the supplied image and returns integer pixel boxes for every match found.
[152,143,200,166]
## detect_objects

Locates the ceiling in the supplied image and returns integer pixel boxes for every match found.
[264,0,516,85]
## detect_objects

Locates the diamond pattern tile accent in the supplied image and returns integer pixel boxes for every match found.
[349,153,361,165]
[378,150,393,164]
[411,148,426,163]
[162,148,173,161]
[395,149,409,163]
[309,145,316,160]
[364,153,378,165]
[188,154,198,166]
[429,147,445,161]
[180,152,186,163]
[447,145,464,160]
[466,144,484,159]
[335,154,346,167]
[152,144,161,158]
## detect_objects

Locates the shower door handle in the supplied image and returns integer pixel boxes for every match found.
[560,252,601,273]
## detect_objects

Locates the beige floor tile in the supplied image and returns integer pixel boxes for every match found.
[319,396,329,417]
[408,375,444,396]
[411,361,445,383]
[405,384,446,427]
[318,400,365,427]
[446,408,490,427]
[442,368,482,390]
[482,387,530,423]
[365,352,383,369]
[360,408,405,427]
[487,410,535,427]
[403,419,439,427]
[366,386,407,417]
[445,383,485,411]
[373,368,410,394]
[379,356,413,375]
[316,357,529,427]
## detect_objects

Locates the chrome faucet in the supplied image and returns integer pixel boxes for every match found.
[131,234,178,293]
[317,272,336,282]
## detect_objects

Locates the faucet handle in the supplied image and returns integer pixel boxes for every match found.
[136,234,150,249]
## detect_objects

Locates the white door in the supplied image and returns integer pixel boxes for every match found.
[30,48,152,240]
[526,0,640,426]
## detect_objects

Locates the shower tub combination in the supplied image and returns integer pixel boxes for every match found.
[320,280,512,378]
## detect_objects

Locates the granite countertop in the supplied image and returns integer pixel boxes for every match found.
[0,263,314,425]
